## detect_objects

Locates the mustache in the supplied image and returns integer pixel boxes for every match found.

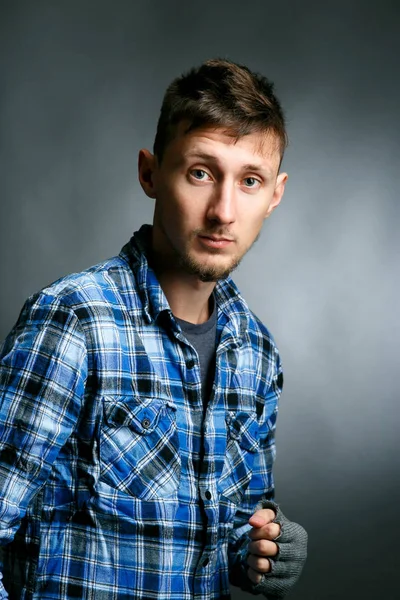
[193,227,237,241]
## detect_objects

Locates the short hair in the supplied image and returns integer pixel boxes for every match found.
[153,58,288,165]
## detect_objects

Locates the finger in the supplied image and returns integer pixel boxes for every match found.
[247,566,263,584]
[248,539,279,557]
[248,521,281,541]
[248,508,275,528]
[247,552,272,574]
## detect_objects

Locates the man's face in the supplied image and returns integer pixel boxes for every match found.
[139,125,287,282]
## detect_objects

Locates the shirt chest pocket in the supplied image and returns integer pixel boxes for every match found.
[217,411,259,505]
[100,396,180,500]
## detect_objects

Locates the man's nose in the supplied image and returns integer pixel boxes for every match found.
[206,182,236,224]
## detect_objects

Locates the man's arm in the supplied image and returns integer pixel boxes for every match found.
[228,354,307,598]
[0,292,87,598]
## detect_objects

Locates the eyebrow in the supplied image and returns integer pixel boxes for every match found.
[183,151,273,176]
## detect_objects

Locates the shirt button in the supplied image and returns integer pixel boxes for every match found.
[202,557,209,567]
[205,490,212,500]
[186,359,195,369]
[142,418,151,429]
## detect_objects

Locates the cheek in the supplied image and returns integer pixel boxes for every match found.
[161,181,207,221]
[239,207,267,234]
[156,192,194,239]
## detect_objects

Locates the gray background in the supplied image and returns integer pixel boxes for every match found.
[0,1,399,598]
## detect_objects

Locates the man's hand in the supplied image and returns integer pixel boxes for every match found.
[247,508,280,584]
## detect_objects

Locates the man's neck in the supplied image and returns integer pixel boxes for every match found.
[148,224,216,324]
[155,268,215,324]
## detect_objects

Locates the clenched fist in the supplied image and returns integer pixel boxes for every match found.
[247,508,281,584]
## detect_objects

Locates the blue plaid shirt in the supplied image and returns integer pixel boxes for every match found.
[0,225,282,599]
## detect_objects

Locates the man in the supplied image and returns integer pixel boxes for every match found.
[0,58,307,599]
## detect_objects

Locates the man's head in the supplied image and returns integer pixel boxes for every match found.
[138,58,288,282]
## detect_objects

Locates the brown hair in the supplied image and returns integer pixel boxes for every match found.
[153,58,288,165]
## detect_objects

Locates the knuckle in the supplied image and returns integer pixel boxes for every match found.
[267,509,276,521]
[259,539,270,554]
[249,555,268,572]
[263,523,274,538]
[270,523,281,538]
[255,557,265,570]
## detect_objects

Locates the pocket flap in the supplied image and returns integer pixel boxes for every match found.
[226,411,259,452]
[103,396,176,434]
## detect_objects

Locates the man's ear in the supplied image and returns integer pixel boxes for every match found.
[265,172,288,218]
[138,149,158,199]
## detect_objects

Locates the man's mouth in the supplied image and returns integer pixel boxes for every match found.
[198,235,235,249]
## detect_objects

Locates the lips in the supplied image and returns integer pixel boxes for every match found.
[202,235,234,242]
[198,235,234,249]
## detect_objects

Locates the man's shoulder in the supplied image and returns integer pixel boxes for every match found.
[247,308,275,340]
[246,307,280,360]
[24,251,139,318]
[217,277,279,354]
[44,254,131,296]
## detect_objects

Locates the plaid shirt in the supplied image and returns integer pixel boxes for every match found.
[0,225,282,600]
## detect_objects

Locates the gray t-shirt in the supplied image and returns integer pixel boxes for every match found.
[175,299,217,410]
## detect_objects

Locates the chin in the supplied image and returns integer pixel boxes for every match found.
[181,254,241,282]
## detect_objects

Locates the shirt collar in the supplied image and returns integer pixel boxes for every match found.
[119,224,170,324]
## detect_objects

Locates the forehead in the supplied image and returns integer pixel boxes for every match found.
[164,123,281,173]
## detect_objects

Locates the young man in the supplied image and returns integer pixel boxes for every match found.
[0,59,307,599]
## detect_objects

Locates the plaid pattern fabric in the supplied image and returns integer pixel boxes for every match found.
[0,225,283,600]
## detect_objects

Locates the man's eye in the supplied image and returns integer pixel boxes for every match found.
[243,177,261,188]
[191,169,209,180]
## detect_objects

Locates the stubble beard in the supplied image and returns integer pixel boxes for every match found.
[176,230,261,283]
[178,251,241,282]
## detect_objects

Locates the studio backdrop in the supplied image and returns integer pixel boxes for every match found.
[0,1,399,599]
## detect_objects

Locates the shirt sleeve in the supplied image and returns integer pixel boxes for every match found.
[227,348,282,595]
[0,291,87,598]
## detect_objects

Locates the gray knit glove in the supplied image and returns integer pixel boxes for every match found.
[248,500,308,598]
[229,500,307,598]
